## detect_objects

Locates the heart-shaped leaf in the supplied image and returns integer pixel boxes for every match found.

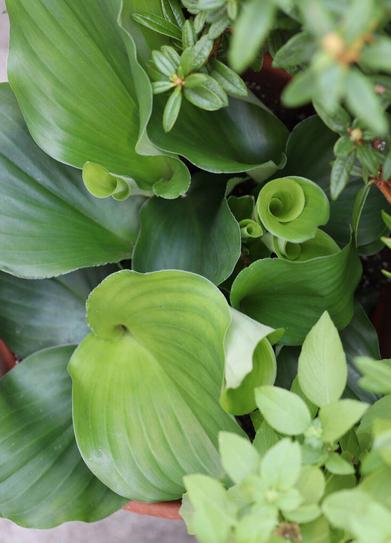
[0,345,125,528]
[230,242,361,345]
[69,270,244,501]
[0,85,145,279]
[0,267,112,358]
[132,173,241,284]
[6,0,189,198]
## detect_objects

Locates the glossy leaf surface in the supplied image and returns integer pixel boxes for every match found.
[231,243,361,345]
[0,267,112,358]
[69,270,243,501]
[0,85,144,278]
[6,0,189,197]
[0,346,125,528]
[132,173,240,284]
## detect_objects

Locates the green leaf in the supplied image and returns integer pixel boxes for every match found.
[325,453,354,475]
[330,153,356,200]
[272,230,340,262]
[300,516,330,543]
[68,270,244,500]
[357,395,391,450]
[0,85,145,278]
[82,162,134,201]
[0,346,125,528]
[320,399,369,443]
[341,303,381,403]
[183,474,236,543]
[132,173,241,285]
[235,507,277,543]
[255,386,311,436]
[161,0,185,27]
[0,267,111,358]
[323,489,391,541]
[231,243,361,345]
[183,75,228,111]
[182,19,196,48]
[133,13,182,40]
[221,309,279,415]
[6,0,189,197]
[181,36,214,74]
[334,136,355,158]
[240,219,263,240]
[253,422,279,456]
[355,356,391,395]
[273,32,315,69]
[260,438,302,489]
[383,150,391,180]
[257,176,330,243]
[346,69,388,136]
[210,60,248,98]
[229,0,276,72]
[298,312,348,407]
[282,69,314,107]
[163,86,183,131]
[296,466,325,504]
[313,101,351,134]
[315,61,346,116]
[152,49,179,76]
[360,466,391,511]
[219,432,260,483]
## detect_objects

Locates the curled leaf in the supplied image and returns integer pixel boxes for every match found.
[83,162,135,201]
[272,229,339,261]
[256,176,330,242]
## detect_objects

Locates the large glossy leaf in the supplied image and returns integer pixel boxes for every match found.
[340,303,381,404]
[69,270,244,501]
[132,173,240,284]
[230,243,362,345]
[0,267,113,358]
[119,0,289,180]
[280,115,391,247]
[0,346,125,528]
[6,0,189,197]
[0,85,145,278]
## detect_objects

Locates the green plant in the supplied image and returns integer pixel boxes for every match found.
[0,0,390,540]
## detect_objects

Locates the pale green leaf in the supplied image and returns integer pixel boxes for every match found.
[325,453,354,475]
[260,439,302,489]
[298,312,348,407]
[320,399,369,442]
[68,270,244,500]
[219,432,260,483]
[256,386,311,436]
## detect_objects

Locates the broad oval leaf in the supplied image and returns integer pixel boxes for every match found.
[132,173,241,284]
[255,386,312,436]
[68,270,244,501]
[319,399,369,443]
[6,0,189,197]
[231,243,362,345]
[0,267,112,358]
[0,85,145,278]
[0,346,125,528]
[218,432,260,484]
[298,312,347,407]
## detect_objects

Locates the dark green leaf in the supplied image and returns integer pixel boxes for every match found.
[0,346,125,528]
[330,153,356,200]
[313,101,351,134]
[161,0,185,27]
[0,267,111,358]
[231,242,361,345]
[132,173,241,284]
[334,136,355,158]
[273,32,315,69]
[0,85,144,278]
[181,36,214,74]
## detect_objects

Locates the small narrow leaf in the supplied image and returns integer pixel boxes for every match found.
[181,36,214,74]
[163,87,183,132]
[161,0,185,27]
[229,0,276,72]
[330,152,356,200]
[210,60,248,98]
[132,13,182,40]
[152,49,178,76]
[298,312,347,407]
[255,386,312,436]
[184,76,228,111]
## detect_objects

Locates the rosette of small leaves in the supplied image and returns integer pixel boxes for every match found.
[149,13,247,131]
[280,0,391,137]
[181,0,239,38]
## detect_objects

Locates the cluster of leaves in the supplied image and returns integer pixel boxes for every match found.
[182,312,391,543]
[0,0,390,540]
